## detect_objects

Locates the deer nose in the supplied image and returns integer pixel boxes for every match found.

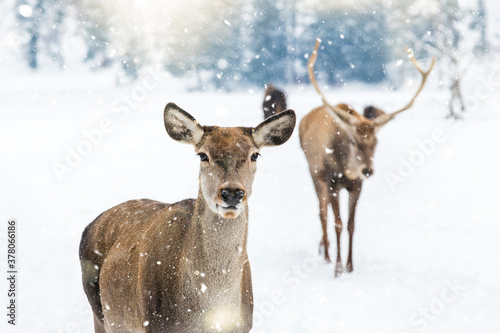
[221,189,245,207]
[362,168,373,177]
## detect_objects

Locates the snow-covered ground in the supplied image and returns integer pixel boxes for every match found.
[1,60,500,333]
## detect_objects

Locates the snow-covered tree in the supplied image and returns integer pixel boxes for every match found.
[244,0,291,86]
[8,0,492,100]
[15,0,66,69]
[428,0,488,118]
[295,4,388,86]
[472,0,488,55]
[75,0,150,79]
[76,0,112,70]
[165,0,248,90]
[388,0,487,119]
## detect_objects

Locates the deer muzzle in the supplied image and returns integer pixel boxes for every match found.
[362,168,373,177]
[217,184,247,218]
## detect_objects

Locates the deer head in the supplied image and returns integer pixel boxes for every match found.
[164,103,296,218]
[307,39,435,179]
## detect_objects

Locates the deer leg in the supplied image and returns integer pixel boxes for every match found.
[93,312,106,333]
[346,183,362,273]
[329,190,343,277]
[81,280,106,333]
[312,177,331,263]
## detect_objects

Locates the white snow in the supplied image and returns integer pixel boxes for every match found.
[1,59,500,333]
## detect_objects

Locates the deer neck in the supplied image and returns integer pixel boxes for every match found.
[169,188,249,330]
[187,188,249,280]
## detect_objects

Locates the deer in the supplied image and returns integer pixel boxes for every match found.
[79,102,296,333]
[262,83,287,119]
[299,38,435,277]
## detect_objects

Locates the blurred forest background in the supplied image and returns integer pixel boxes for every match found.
[0,0,496,116]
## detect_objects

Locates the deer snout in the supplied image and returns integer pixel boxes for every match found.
[217,185,247,219]
[220,188,245,207]
[362,168,373,177]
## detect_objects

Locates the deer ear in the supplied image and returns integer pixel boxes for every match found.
[253,110,296,147]
[363,106,386,120]
[164,103,204,145]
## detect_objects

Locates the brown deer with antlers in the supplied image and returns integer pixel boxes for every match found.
[299,39,435,276]
[79,103,296,332]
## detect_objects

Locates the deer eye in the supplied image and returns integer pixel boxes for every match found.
[197,153,209,162]
[251,153,260,162]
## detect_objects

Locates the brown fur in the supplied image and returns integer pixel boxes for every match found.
[263,84,287,119]
[299,104,382,276]
[80,103,296,332]
[302,38,434,277]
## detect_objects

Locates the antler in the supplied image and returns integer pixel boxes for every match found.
[374,48,436,127]
[308,38,361,125]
